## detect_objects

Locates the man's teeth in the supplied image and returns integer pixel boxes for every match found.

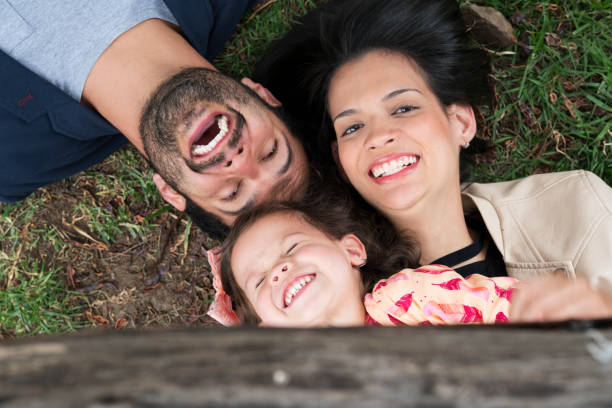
[372,156,417,178]
[285,275,313,307]
[191,115,229,156]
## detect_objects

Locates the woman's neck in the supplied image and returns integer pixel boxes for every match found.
[388,189,473,265]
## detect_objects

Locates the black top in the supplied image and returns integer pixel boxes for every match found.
[430,215,507,278]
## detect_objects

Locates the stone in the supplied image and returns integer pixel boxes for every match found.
[461,3,516,48]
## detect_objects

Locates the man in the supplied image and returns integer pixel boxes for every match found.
[0,0,309,240]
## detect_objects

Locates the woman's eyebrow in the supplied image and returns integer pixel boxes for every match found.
[382,88,422,101]
[332,108,357,123]
[332,88,422,123]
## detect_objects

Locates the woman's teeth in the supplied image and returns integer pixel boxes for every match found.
[191,115,229,156]
[285,275,313,307]
[371,156,417,178]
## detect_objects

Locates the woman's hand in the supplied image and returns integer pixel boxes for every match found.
[510,275,612,323]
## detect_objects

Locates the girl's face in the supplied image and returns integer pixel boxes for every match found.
[231,212,366,327]
[328,50,475,218]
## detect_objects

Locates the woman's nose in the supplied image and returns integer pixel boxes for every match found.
[365,127,396,150]
[271,263,290,284]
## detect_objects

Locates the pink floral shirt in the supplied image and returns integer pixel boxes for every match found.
[364,265,517,326]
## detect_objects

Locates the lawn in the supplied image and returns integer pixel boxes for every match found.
[0,0,610,338]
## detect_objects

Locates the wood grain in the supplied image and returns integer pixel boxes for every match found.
[1,323,611,407]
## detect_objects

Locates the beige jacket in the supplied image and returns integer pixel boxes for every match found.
[461,170,612,293]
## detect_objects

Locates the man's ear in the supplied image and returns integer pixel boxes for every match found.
[241,77,282,107]
[331,141,349,182]
[339,234,367,267]
[153,173,186,212]
[447,103,477,147]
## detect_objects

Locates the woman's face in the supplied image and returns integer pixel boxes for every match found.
[328,50,475,217]
[231,212,366,327]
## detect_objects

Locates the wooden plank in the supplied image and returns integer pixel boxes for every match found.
[1,323,612,407]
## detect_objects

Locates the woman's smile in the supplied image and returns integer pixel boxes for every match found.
[368,153,420,184]
[328,49,472,215]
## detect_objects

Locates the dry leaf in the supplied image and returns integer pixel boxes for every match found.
[549,91,558,103]
[115,318,128,329]
[84,310,109,326]
[562,94,578,120]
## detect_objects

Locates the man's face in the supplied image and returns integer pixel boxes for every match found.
[143,69,309,226]
[174,97,308,225]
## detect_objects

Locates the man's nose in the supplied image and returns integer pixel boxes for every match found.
[223,144,259,179]
[365,123,397,151]
[271,262,290,285]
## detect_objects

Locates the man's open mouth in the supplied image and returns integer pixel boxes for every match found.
[190,114,230,158]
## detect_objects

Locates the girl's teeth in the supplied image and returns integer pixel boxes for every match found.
[285,276,313,307]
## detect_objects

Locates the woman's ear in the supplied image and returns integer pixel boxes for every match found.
[339,234,367,267]
[447,103,477,147]
[153,173,186,211]
[240,78,282,107]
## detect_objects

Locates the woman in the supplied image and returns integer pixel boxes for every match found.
[254,0,612,321]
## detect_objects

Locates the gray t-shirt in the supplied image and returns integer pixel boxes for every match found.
[0,0,178,101]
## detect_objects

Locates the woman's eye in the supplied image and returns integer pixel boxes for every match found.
[255,277,264,289]
[342,123,363,137]
[261,140,278,161]
[394,105,418,114]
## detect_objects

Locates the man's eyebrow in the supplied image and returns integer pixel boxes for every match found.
[219,197,256,217]
[277,134,293,176]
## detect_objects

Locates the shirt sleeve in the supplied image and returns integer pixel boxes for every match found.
[364,265,517,326]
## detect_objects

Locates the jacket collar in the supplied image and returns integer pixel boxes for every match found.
[461,187,505,255]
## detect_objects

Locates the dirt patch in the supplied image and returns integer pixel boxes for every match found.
[12,146,223,333]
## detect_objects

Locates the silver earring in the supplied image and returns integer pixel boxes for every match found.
[358,259,367,268]
[462,141,470,149]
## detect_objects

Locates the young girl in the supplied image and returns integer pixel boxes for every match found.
[216,199,516,327]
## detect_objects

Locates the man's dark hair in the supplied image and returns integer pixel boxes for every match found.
[140,67,250,188]
[139,67,309,241]
[254,0,492,177]
[220,175,420,325]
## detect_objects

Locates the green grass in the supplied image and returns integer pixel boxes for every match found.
[1,0,610,338]
[0,260,89,337]
[467,0,612,183]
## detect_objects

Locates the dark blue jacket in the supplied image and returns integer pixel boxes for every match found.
[0,0,256,202]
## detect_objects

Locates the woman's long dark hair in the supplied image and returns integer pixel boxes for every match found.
[220,173,419,324]
[254,0,492,179]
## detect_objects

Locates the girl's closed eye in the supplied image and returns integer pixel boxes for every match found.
[255,276,265,289]
[341,123,364,137]
[286,242,299,255]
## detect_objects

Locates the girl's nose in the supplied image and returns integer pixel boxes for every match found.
[271,263,289,283]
